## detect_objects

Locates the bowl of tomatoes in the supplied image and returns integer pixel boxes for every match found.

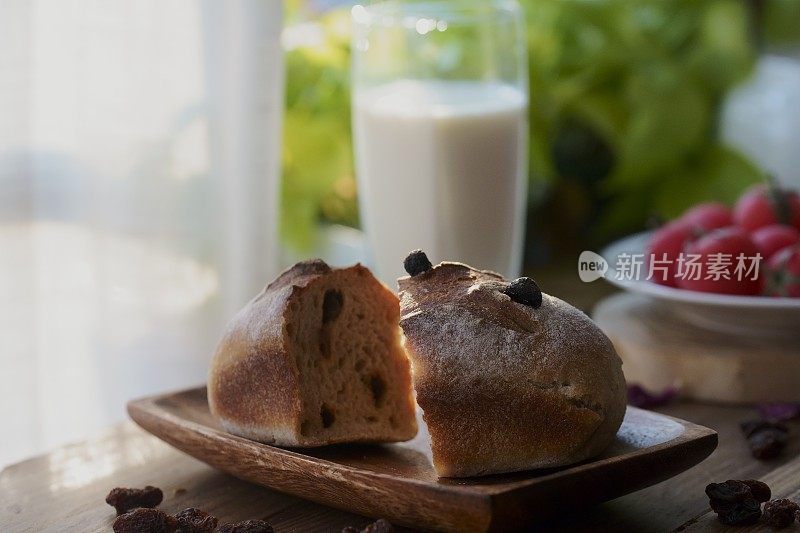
[602,183,800,337]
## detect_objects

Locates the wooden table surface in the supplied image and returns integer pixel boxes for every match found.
[3,273,798,532]
[1,400,798,533]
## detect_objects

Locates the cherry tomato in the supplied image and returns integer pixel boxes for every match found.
[733,185,800,231]
[762,245,800,297]
[676,227,761,295]
[647,220,693,287]
[751,224,800,261]
[681,202,733,231]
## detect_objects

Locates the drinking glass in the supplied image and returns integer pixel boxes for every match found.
[351,0,528,283]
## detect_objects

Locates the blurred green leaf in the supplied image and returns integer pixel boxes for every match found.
[608,75,709,189]
[653,144,764,217]
[762,0,800,46]
[281,10,357,251]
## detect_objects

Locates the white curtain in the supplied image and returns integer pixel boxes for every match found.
[0,0,284,467]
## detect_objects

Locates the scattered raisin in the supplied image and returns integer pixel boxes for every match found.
[113,508,177,533]
[363,519,394,533]
[217,519,274,533]
[106,486,164,515]
[741,479,772,502]
[764,499,800,528]
[503,277,543,309]
[708,499,729,514]
[716,499,762,526]
[749,429,789,459]
[706,480,763,525]
[403,250,432,276]
[706,480,753,503]
[174,507,218,532]
[740,420,789,459]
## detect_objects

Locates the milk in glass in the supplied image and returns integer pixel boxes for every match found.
[353,79,528,282]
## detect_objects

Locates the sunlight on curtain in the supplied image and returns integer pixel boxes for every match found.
[0,0,284,467]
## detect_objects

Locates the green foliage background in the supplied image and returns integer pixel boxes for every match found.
[281,0,800,253]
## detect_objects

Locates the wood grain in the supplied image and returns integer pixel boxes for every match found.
[3,401,797,533]
[126,387,716,532]
[0,422,389,533]
[595,293,800,403]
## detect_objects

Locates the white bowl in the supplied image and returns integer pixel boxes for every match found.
[601,232,800,338]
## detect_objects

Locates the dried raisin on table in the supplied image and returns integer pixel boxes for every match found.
[217,519,274,533]
[763,499,800,528]
[749,429,788,459]
[706,480,764,525]
[740,479,771,502]
[174,507,218,532]
[112,507,177,533]
[106,485,164,515]
[716,499,762,526]
[705,480,752,503]
[740,420,789,459]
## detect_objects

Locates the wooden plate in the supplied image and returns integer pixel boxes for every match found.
[129,387,717,533]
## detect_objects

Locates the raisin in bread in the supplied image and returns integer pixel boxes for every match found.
[209,259,417,446]
[398,256,626,477]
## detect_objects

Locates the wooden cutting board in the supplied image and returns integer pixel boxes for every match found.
[594,293,800,404]
[128,387,717,533]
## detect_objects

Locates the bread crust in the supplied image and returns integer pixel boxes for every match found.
[208,260,328,444]
[209,259,416,446]
[399,262,627,477]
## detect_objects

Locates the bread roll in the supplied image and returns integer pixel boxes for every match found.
[399,261,626,477]
[209,260,417,446]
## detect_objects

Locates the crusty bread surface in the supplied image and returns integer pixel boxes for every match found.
[209,260,417,446]
[399,262,627,477]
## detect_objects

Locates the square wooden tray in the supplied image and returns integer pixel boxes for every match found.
[129,387,716,532]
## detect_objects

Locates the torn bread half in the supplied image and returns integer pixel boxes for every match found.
[209,259,417,446]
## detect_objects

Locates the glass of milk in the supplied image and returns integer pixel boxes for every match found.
[351,0,528,283]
